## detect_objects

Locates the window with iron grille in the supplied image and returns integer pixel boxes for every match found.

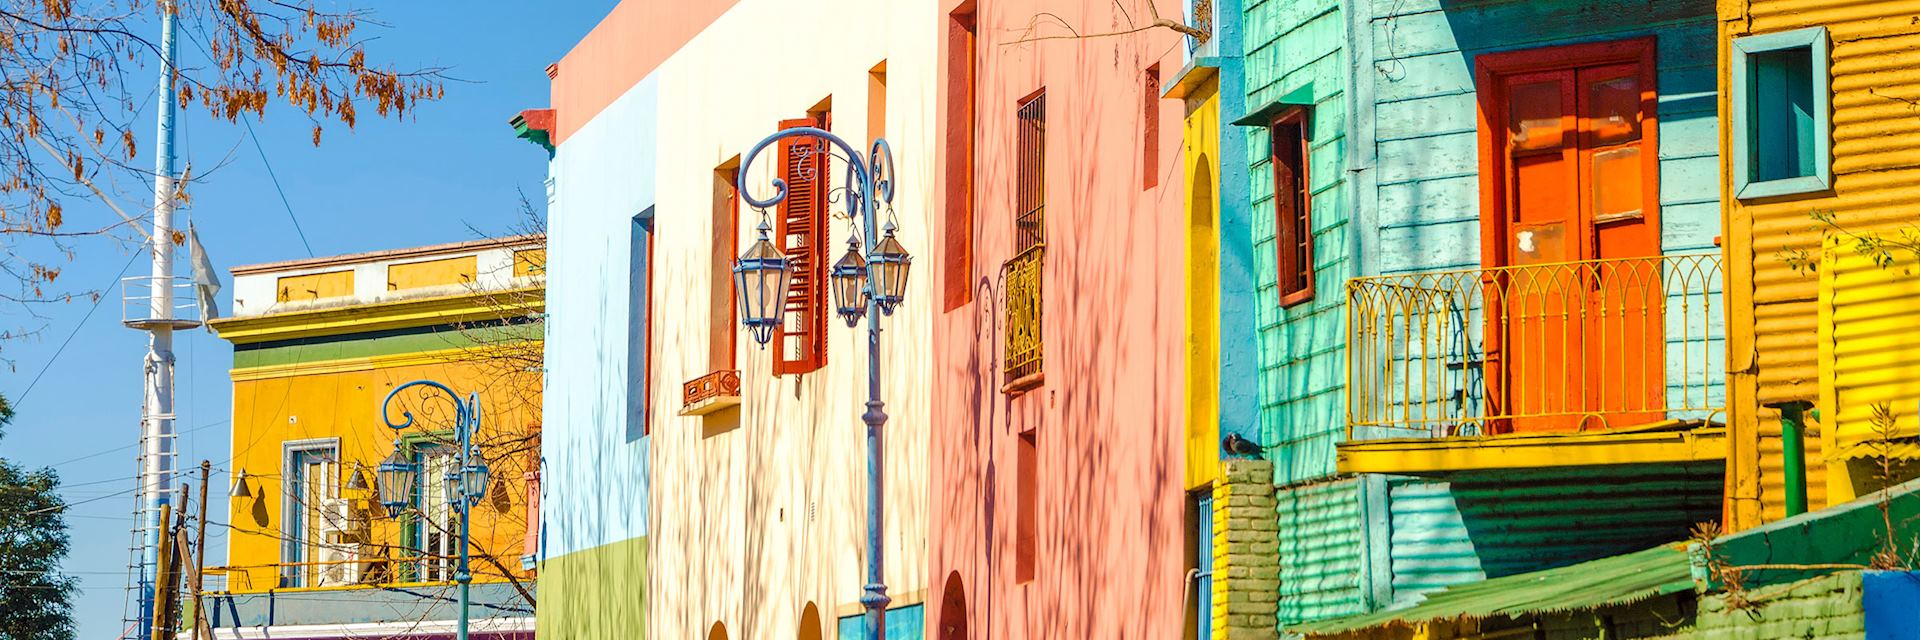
[775,113,830,375]
[1004,92,1046,388]
[1270,108,1313,306]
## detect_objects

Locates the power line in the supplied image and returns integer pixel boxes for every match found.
[12,249,145,409]
[241,116,316,258]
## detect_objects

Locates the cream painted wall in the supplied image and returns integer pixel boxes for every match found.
[641,1,936,638]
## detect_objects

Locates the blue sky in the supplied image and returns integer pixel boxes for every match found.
[0,3,614,636]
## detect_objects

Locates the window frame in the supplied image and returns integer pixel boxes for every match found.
[1731,26,1832,200]
[279,437,341,588]
[1269,107,1314,308]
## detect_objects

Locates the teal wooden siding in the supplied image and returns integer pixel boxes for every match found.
[1275,478,1373,625]
[1244,0,1351,487]
[1384,463,1723,606]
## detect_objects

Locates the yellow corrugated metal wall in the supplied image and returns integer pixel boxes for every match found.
[1723,0,1920,527]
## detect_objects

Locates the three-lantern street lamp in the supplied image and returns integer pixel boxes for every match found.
[376,380,491,640]
[733,127,911,640]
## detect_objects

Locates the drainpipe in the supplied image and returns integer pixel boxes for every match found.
[1765,400,1813,517]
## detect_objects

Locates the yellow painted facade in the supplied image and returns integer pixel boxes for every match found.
[275,269,354,303]
[210,243,543,595]
[387,255,479,291]
[1720,0,1920,527]
[1184,80,1222,491]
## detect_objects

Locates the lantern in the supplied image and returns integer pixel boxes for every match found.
[734,218,791,346]
[375,448,417,518]
[458,447,491,506]
[869,222,912,316]
[830,238,869,327]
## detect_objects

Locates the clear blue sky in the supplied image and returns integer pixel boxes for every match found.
[0,3,614,637]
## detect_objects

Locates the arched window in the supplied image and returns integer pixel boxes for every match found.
[938,572,969,640]
[799,602,824,640]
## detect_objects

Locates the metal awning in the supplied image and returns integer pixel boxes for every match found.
[1288,544,1695,636]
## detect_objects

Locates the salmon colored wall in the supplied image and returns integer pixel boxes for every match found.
[547,0,740,146]
[223,358,540,593]
[929,0,1188,636]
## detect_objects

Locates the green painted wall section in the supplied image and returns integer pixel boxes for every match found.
[233,322,542,369]
[1243,0,1351,486]
[536,535,648,638]
[1691,572,1865,640]
[1275,478,1370,625]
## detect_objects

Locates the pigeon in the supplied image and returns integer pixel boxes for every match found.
[1223,433,1267,457]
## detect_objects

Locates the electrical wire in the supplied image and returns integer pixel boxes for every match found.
[241,115,316,258]
[11,249,146,409]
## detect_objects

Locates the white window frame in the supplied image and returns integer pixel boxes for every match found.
[279,437,341,588]
[1731,26,1832,200]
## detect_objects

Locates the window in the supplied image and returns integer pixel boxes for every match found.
[629,209,655,439]
[1184,490,1215,640]
[1015,428,1037,583]
[1144,65,1161,190]
[1733,27,1831,199]
[276,269,353,303]
[943,4,978,311]
[1004,91,1046,389]
[868,62,888,146]
[282,440,347,588]
[712,164,740,371]
[1269,108,1312,306]
[776,111,830,375]
[406,443,457,583]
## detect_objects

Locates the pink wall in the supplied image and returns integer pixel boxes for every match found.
[546,0,738,146]
[929,0,1189,637]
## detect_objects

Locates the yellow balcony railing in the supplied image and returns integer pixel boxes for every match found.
[1003,244,1045,390]
[1345,254,1725,440]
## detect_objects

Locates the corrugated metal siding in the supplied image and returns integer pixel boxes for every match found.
[1728,0,1920,518]
[1824,252,1920,451]
[1385,464,1723,606]
[1245,0,1352,486]
[1275,478,1369,625]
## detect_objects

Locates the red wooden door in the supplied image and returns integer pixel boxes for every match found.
[1483,42,1662,434]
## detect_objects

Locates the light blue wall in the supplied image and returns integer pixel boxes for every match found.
[836,604,926,640]
[1214,0,1259,448]
[1244,0,1352,486]
[543,73,660,560]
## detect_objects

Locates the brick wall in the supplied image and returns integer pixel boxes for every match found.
[1691,571,1865,640]
[1213,459,1281,639]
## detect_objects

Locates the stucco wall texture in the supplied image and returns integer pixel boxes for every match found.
[928,0,1191,637]
[539,0,936,638]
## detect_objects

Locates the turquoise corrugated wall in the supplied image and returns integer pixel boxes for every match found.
[1244,0,1352,487]
[1384,463,1723,606]
[1274,478,1372,626]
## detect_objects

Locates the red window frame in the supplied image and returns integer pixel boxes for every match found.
[774,114,830,375]
[942,4,978,312]
[1270,107,1314,307]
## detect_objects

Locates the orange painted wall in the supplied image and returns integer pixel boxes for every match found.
[548,0,740,146]
[927,0,1189,636]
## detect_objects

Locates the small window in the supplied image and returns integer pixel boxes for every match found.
[712,164,739,371]
[629,209,655,439]
[1144,65,1161,190]
[943,5,979,311]
[1733,26,1831,199]
[1015,428,1037,583]
[282,441,343,588]
[1270,109,1313,306]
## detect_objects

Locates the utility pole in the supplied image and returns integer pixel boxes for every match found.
[190,462,210,640]
[147,502,174,640]
[127,3,196,636]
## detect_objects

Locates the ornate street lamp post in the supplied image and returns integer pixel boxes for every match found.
[734,127,910,640]
[376,380,491,640]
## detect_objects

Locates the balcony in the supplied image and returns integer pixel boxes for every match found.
[1341,255,1726,471]
[680,369,742,416]
[1003,244,1045,392]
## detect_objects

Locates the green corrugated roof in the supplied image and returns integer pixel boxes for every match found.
[1289,544,1695,636]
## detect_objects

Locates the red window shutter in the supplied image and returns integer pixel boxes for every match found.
[1271,109,1313,306]
[775,116,829,374]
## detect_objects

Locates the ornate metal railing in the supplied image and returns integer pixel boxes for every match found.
[1345,254,1724,440]
[1003,244,1045,389]
[681,369,742,416]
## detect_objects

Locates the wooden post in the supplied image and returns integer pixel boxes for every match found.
[148,502,174,640]
[190,461,211,640]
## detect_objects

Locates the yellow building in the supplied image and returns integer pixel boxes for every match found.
[204,236,545,637]
[1720,0,1920,530]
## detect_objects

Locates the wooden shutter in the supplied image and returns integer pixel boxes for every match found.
[775,116,829,374]
[1271,109,1313,306]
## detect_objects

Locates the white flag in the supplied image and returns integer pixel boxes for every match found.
[188,224,222,321]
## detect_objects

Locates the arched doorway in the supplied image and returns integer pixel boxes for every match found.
[1185,157,1220,487]
[708,622,728,640]
[938,571,969,640]
[799,602,824,640]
